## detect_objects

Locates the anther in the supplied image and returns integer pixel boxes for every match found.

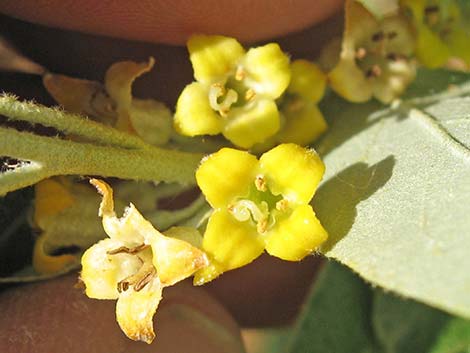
[257,218,268,234]
[387,31,398,40]
[276,199,289,212]
[366,65,382,78]
[107,244,149,255]
[255,175,267,192]
[117,280,130,293]
[372,31,385,42]
[235,66,246,81]
[355,47,367,60]
[245,89,256,101]
[134,267,157,292]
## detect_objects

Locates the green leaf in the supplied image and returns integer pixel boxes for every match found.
[288,261,375,353]
[315,68,470,318]
[287,262,470,353]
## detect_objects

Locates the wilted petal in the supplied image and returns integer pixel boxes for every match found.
[116,276,163,343]
[81,238,143,299]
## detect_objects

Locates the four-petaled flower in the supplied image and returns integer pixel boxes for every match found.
[401,0,470,68]
[193,143,328,285]
[329,0,416,103]
[174,35,291,149]
[81,179,208,343]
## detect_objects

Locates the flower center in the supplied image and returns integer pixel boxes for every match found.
[423,3,456,40]
[228,175,290,234]
[107,244,157,293]
[354,28,409,80]
[208,66,256,116]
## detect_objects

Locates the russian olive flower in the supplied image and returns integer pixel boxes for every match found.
[43,58,173,146]
[329,0,416,103]
[194,143,328,285]
[277,59,328,146]
[32,177,104,274]
[174,35,291,149]
[81,179,208,343]
[401,0,470,68]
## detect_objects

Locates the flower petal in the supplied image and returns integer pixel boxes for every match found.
[278,103,327,146]
[81,238,143,299]
[116,276,163,343]
[188,35,245,84]
[34,178,75,229]
[196,148,258,208]
[288,60,326,103]
[414,25,450,68]
[243,43,291,99]
[104,57,155,130]
[33,233,78,275]
[149,232,208,286]
[265,204,328,261]
[259,143,325,204]
[223,99,280,148]
[372,57,416,103]
[174,82,223,136]
[194,209,264,284]
[329,58,373,102]
[129,99,172,146]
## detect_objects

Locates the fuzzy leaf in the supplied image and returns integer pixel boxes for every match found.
[315,68,470,318]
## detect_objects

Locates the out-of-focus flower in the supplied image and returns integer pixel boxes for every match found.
[43,58,172,146]
[401,0,470,68]
[194,143,328,285]
[32,177,104,274]
[174,35,291,149]
[329,0,416,103]
[80,179,208,343]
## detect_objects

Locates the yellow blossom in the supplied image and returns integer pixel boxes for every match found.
[174,35,291,149]
[194,143,328,285]
[43,58,173,146]
[32,177,104,275]
[80,179,208,343]
[401,0,470,68]
[329,0,416,103]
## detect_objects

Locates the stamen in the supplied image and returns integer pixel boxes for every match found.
[229,200,265,222]
[276,199,289,212]
[245,88,256,101]
[387,31,398,40]
[117,280,129,293]
[235,66,246,81]
[107,243,150,255]
[355,47,367,60]
[366,65,382,78]
[424,5,439,15]
[257,218,268,234]
[134,267,157,292]
[371,31,385,42]
[288,99,305,112]
[255,175,267,192]
[209,83,238,115]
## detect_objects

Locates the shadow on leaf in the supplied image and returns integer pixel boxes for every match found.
[313,156,395,253]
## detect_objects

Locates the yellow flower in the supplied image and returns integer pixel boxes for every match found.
[277,59,328,146]
[401,0,470,68]
[329,0,416,103]
[194,143,328,285]
[174,35,291,149]
[81,179,208,343]
[32,177,104,275]
[43,58,173,146]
